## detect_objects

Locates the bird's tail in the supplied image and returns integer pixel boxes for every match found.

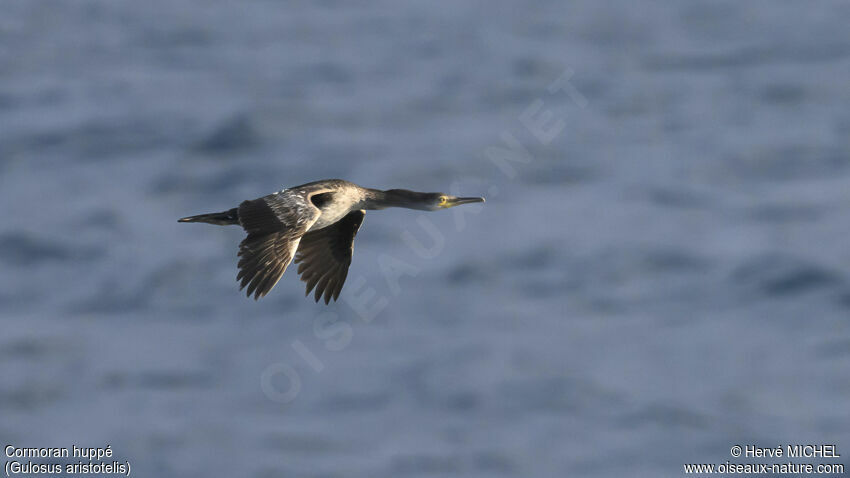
[178,208,239,226]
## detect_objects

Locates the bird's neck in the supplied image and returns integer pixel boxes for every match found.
[363,189,430,210]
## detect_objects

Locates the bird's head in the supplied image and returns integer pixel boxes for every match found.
[381,189,485,211]
[428,193,486,210]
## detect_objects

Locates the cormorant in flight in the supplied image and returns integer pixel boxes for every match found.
[179,179,484,302]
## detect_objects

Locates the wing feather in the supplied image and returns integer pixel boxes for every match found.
[294,210,365,303]
[235,194,322,299]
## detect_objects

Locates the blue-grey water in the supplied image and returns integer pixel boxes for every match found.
[1,1,849,476]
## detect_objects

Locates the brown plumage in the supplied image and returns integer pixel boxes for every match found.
[295,210,365,304]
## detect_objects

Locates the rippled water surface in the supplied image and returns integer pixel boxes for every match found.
[1,1,849,476]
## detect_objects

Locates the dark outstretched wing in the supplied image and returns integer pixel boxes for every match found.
[294,210,365,304]
[236,194,321,300]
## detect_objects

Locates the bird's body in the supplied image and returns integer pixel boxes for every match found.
[179,179,484,302]
[295,179,368,230]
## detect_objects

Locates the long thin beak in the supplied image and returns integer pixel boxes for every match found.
[447,196,485,207]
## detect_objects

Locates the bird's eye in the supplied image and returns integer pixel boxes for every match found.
[439,196,448,205]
